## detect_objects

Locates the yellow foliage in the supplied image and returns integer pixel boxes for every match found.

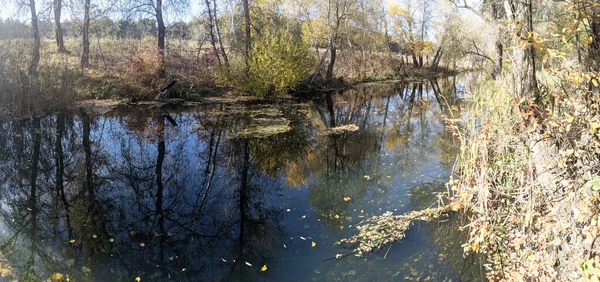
[246,28,315,96]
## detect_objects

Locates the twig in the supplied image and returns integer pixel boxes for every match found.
[384,244,392,259]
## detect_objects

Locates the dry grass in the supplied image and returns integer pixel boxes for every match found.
[448,71,600,280]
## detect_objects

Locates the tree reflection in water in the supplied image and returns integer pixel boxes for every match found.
[0,76,483,281]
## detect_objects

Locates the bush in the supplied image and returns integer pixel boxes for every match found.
[217,28,315,97]
[122,44,162,87]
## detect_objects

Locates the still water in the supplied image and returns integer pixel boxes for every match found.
[0,76,483,281]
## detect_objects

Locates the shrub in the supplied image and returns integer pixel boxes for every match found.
[122,44,162,87]
[217,28,315,97]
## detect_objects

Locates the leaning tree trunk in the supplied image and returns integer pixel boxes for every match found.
[81,0,90,67]
[205,0,222,65]
[326,38,337,81]
[53,0,68,53]
[213,0,229,67]
[28,0,40,75]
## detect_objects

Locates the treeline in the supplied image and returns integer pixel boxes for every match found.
[0,18,196,41]
[1,0,477,118]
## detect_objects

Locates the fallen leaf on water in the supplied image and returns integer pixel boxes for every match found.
[343,197,351,202]
[260,265,267,272]
[139,243,145,247]
[300,236,306,240]
[245,262,253,267]
[311,241,316,248]
[334,214,340,219]
[109,238,114,243]
[221,258,227,263]
[69,239,75,244]
[52,273,63,280]
[301,215,306,219]
[135,277,141,282]
[92,234,97,239]
[335,254,343,259]
[283,244,287,248]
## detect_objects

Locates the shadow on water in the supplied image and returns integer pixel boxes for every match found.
[0,74,484,281]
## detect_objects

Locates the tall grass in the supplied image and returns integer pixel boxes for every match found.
[450,69,600,280]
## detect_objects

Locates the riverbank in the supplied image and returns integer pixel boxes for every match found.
[0,38,460,121]
[448,75,600,280]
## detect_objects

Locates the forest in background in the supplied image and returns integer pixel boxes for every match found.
[0,0,600,280]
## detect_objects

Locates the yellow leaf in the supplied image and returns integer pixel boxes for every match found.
[109,238,114,243]
[260,265,267,272]
[311,241,316,248]
[343,197,351,202]
[69,239,75,244]
[135,277,141,282]
[52,273,63,281]
[334,214,340,219]
[139,243,145,247]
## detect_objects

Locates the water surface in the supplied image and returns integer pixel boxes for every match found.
[0,76,483,281]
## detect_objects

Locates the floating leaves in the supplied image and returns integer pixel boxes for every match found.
[311,241,316,248]
[245,262,253,267]
[343,196,351,202]
[135,277,141,282]
[340,206,450,253]
[260,265,267,272]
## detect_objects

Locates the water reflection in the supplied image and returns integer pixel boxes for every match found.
[0,76,481,281]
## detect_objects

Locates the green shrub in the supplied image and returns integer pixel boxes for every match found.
[216,28,315,97]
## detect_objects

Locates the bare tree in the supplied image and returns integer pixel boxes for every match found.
[213,0,229,67]
[28,0,40,75]
[326,0,355,81]
[81,0,91,67]
[119,0,189,73]
[205,0,222,65]
[53,0,68,53]
[242,0,251,74]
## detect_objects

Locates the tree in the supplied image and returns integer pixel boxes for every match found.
[27,0,40,75]
[53,0,68,53]
[325,0,356,81]
[81,0,91,67]
[242,0,251,74]
[119,0,189,74]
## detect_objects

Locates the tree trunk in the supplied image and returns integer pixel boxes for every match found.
[205,0,222,65]
[213,0,229,67]
[242,0,251,75]
[28,0,40,75]
[53,0,67,53]
[310,42,330,82]
[412,54,419,66]
[157,0,166,76]
[431,47,443,70]
[507,0,538,101]
[81,0,91,67]
[326,39,336,81]
[492,40,503,79]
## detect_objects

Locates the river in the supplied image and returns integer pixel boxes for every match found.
[0,75,484,281]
